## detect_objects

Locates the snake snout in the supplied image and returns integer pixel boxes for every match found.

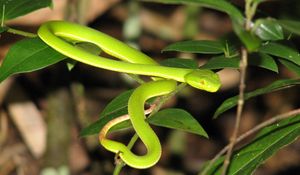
[185,69,221,92]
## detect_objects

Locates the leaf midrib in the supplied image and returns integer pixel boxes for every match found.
[231,125,299,175]
[0,43,48,80]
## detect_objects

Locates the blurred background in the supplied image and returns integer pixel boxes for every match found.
[0,0,300,174]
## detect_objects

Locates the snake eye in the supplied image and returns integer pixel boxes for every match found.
[199,80,206,86]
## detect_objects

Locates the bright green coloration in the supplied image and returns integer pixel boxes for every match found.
[37,21,221,169]
[38,21,221,92]
[101,80,177,168]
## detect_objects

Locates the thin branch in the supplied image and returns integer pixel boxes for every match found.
[113,134,138,175]
[221,0,258,173]
[221,47,248,175]
[0,111,8,148]
[6,28,37,38]
[1,5,5,27]
[150,83,186,116]
[201,108,300,175]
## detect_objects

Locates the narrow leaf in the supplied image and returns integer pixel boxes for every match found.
[249,53,278,73]
[259,42,300,66]
[108,108,209,136]
[254,19,284,41]
[200,55,239,69]
[67,42,102,70]
[148,108,208,137]
[75,42,102,55]
[278,59,300,76]
[0,0,52,21]
[0,26,7,33]
[163,40,224,54]
[142,0,244,25]
[144,0,262,52]
[0,37,66,83]
[277,20,300,36]
[200,54,278,72]
[236,29,261,52]
[100,89,134,118]
[160,58,198,69]
[214,79,300,118]
[80,90,134,137]
[205,115,300,175]
[79,116,118,137]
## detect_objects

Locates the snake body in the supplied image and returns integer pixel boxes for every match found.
[37,21,221,169]
[101,80,177,168]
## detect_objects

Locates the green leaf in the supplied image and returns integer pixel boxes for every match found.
[160,58,198,69]
[148,108,208,137]
[143,0,262,52]
[254,19,284,41]
[205,115,300,175]
[75,42,102,55]
[100,89,134,118]
[249,53,278,73]
[66,59,77,71]
[223,41,239,58]
[0,26,7,33]
[142,0,244,25]
[214,79,300,118]
[278,59,300,76]
[200,54,278,72]
[0,0,52,21]
[163,40,225,54]
[109,108,209,137]
[66,42,102,71]
[259,42,300,66]
[277,20,300,36]
[200,55,239,69]
[0,37,66,83]
[236,29,261,52]
[79,90,134,137]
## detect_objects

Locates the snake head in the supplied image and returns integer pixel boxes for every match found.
[184,69,221,92]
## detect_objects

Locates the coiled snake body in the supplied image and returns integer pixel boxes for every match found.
[38,21,221,169]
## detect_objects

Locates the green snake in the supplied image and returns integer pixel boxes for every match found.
[37,21,221,169]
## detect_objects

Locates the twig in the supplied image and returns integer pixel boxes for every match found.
[113,134,139,175]
[221,47,248,175]
[201,108,300,175]
[1,5,5,27]
[6,28,37,38]
[76,0,89,25]
[150,83,186,116]
[221,0,258,173]
[0,111,8,148]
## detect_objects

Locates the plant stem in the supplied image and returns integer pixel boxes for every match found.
[221,47,248,175]
[150,83,186,116]
[113,134,139,175]
[201,108,300,175]
[113,163,124,175]
[6,27,37,38]
[127,74,145,84]
[221,0,258,173]
[1,5,5,27]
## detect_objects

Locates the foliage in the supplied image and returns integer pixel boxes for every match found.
[0,0,299,174]
[204,115,300,175]
[0,0,52,21]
